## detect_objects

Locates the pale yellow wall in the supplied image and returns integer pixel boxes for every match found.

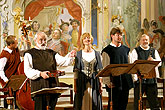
[141,0,158,27]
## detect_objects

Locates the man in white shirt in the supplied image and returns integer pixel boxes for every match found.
[0,35,21,108]
[24,32,75,110]
[102,27,133,110]
[129,34,161,110]
[0,35,20,85]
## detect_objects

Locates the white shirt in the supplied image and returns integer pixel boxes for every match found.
[129,45,162,81]
[0,47,13,82]
[102,42,122,85]
[82,50,95,62]
[110,42,121,47]
[24,47,74,80]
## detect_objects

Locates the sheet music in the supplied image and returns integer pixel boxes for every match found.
[31,87,71,97]
[96,64,130,77]
[125,60,160,78]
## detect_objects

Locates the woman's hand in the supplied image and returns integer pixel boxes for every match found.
[70,50,76,57]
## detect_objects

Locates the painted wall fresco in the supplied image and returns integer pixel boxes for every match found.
[108,0,141,49]
[10,0,82,56]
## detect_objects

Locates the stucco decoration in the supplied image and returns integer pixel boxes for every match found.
[0,0,6,6]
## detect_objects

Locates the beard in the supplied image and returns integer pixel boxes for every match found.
[141,43,149,48]
[36,42,47,50]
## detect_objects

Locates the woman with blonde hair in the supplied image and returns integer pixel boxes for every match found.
[73,33,103,110]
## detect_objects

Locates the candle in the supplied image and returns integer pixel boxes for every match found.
[98,3,100,7]
[104,3,107,7]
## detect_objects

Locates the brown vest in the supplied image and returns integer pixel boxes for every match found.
[25,48,59,93]
[0,48,20,86]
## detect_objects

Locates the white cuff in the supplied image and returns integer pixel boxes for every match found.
[3,77,8,82]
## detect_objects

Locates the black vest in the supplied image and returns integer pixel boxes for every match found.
[25,48,59,93]
[135,46,156,84]
[102,45,133,90]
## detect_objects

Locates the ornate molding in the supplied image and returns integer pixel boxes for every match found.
[0,0,6,6]
[1,4,9,32]
[73,0,90,20]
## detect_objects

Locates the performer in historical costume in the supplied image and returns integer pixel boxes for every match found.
[47,29,68,56]
[24,32,75,110]
[69,19,80,49]
[130,34,161,110]
[73,33,103,110]
[0,35,21,86]
[0,35,21,108]
[102,27,133,110]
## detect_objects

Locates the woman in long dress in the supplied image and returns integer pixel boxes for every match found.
[73,33,103,110]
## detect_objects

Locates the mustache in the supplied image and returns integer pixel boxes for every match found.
[41,43,46,46]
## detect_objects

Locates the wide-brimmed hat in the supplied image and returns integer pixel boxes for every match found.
[69,19,80,25]
[59,19,69,30]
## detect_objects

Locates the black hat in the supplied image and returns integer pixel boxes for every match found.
[150,20,158,28]
[59,19,69,30]
[153,29,164,36]
[69,19,80,26]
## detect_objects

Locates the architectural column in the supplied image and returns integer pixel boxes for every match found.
[76,0,91,33]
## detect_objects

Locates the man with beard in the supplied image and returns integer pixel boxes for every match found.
[130,34,161,110]
[24,32,76,110]
[102,27,133,110]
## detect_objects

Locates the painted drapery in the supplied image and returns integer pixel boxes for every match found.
[24,0,82,36]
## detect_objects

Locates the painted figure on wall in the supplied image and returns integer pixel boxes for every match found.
[28,21,40,48]
[18,22,31,52]
[111,15,130,48]
[60,19,73,52]
[69,19,80,50]
[142,18,150,34]
[18,21,40,51]
[47,29,68,56]
[149,20,163,50]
